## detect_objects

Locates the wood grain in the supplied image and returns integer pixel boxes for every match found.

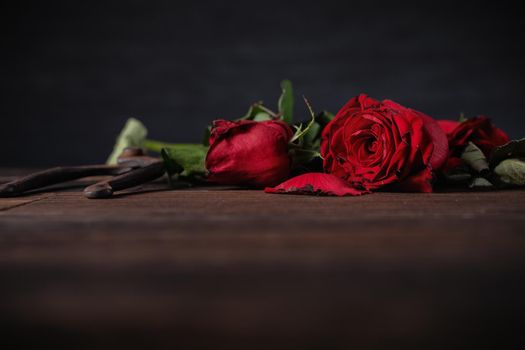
[1,169,524,349]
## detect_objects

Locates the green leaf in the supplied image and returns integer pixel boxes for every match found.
[253,112,272,122]
[240,102,277,121]
[241,103,256,120]
[461,142,489,173]
[311,138,321,151]
[458,112,467,123]
[144,140,208,177]
[469,177,493,188]
[317,110,335,126]
[303,122,321,146]
[494,158,525,186]
[298,110,334,151]
[160,148,184,187]
[290,96,316,143]
[289,148,321,167]
[161,148,184,176]
[106,118,148,164]
[278,79,294,124]
[490,138,525,167]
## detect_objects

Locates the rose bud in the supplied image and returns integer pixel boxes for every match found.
[205,119,293,187]
[438,116,510,157]
[318,94,448,192]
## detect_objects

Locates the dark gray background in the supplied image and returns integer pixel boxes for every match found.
[1,0,523,166]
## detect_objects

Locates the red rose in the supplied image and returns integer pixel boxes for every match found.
[206,119,293,187]
[321,94,448,192]
[437,116,510,157]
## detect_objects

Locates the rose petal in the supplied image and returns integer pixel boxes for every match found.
[208,119,254,144]
[437,120,460,135]
[419,113,449,170]
[264,173,369,196]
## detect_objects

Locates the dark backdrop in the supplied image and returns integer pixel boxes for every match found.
[1,0,523,166]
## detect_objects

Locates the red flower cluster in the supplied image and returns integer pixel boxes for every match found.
[205,95,510,196]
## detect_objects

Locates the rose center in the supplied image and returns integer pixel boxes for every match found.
[367,140,378,153]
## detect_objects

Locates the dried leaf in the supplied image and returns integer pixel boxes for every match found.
[461,142,489,173]
[494,158,525,186]
[106,118,148,165]
[490,138,525,167]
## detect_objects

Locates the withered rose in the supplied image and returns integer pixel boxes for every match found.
[206,119,293,187]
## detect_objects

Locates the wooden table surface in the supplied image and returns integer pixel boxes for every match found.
[1,169,524,349]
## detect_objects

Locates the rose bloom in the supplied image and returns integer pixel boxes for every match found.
[438,116,509,157]
[437,116,509,173]
[321,94,448,192]
[205,119,293,187]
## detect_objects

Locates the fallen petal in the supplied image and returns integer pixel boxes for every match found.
[265,173,369,196]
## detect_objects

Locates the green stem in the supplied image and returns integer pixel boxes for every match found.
[143,139,206,153]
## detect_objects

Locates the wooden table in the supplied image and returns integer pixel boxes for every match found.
[1,169,524,349]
